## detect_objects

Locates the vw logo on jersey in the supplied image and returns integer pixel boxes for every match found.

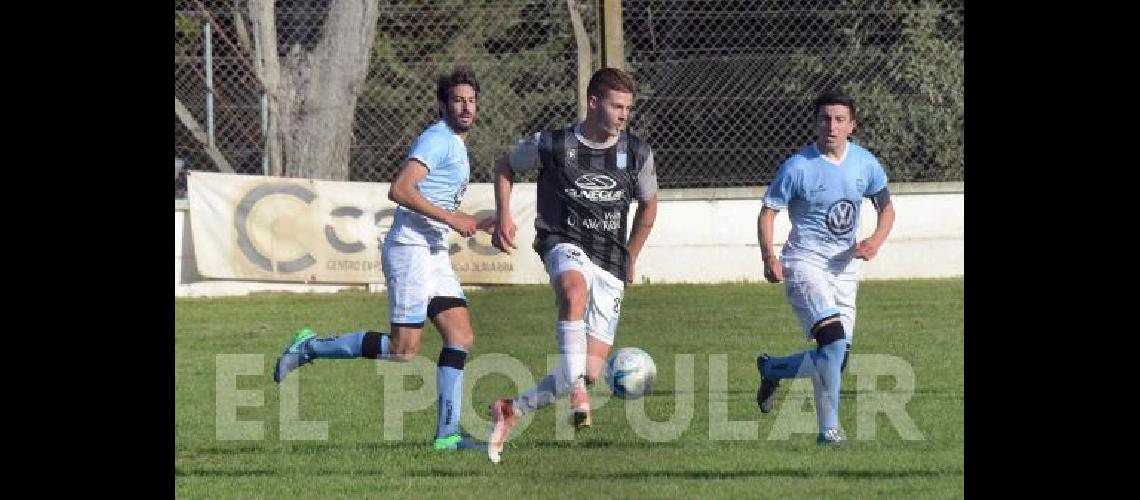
[826,199,857,235]
[574,173,618,190]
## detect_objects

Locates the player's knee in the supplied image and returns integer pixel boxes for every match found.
[428,297,475,347]
[389,345,419,362]
[442,327,474,350]
[428,296,467,320]
[558,277,588,312]
[388,325,424,361]
[811,316,845,347]
[558,271,588,293]
[449,329,474,349]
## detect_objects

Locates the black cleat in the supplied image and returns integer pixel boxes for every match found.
[756,353,780,413]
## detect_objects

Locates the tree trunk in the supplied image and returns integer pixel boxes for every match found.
[248,0,380,180]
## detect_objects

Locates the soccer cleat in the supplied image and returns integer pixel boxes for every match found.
[757,353,780,413]
[570,381,592,429]
[433,432,483,451]
[273,328,317,383]
[817,427,845,448]
[487,399,516,464]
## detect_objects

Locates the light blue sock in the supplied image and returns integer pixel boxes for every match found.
[306,331,389,359]
[763,341,845,432]
[436,344,468,438]
[811,367,828,433]
[813,341,846,431]
[763,351,814,380]
[306,332,366,359]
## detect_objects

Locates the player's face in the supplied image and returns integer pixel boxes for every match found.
[815,104,855,151]
[443,84,478,133]
[588,89,633,138]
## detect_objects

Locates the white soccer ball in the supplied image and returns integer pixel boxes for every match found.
[604,347,657,400]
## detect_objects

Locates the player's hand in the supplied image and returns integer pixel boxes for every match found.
[448,212,478,237]
[853,238,882,260]
[626,260,636,284]
[763,256,783,283]
[492,215,518,253]
[476,217,497,234]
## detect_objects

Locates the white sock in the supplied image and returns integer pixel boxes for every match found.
[556,320,588,394]
[514,320,586,415]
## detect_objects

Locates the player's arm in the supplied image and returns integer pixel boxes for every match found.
[853,188,895,260]
[759,161,795,283]
[388,159,476,237]
[626,195,658,284]
[491,154,519,253]
[491,134,543,253]
[626,146,660,284]
[757,206,783,283]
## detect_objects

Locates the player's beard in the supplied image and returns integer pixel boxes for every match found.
[447,113,474,133]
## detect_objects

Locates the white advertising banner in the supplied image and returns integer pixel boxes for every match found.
[187,171,546,284]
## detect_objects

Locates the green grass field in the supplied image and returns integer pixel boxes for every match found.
[175,279,963,498]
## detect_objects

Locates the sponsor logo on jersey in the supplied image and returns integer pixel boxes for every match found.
[575,173,618,190]
[826,199,857,235]
[563,173,625,202]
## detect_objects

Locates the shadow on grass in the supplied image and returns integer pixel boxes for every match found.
[177,465,962,480]
[180,440,445,458]
[406,468,962,480]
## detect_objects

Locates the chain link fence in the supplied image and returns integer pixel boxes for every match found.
[175,0,962,198]
[176,2,269,197]
[355,0,598,187]
[176,0,598,197]
[624,0,963,188]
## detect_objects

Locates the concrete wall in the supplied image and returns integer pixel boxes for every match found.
[175,182,962,297]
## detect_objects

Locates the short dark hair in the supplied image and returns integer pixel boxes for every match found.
[813,89,856,121]
[587,67,636,99]
[436,67,479,104]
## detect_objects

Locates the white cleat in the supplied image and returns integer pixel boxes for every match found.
[487,399,516,464]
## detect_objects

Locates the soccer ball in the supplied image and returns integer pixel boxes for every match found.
[604,347,657,400]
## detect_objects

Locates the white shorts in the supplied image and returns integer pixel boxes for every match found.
[544,243,625,345]
[381,239,464,325]
[783,260,858,342]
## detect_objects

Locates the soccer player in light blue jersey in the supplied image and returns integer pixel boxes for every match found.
[272,68,488,451]
[755,89,896,447]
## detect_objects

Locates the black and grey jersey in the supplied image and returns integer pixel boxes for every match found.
[510,126,657,282]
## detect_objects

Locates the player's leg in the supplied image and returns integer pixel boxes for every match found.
[574,263,625,428]
[833,270,858,373]
[757,264,844,426]
[511,244,590,415]
[569,337,610,429]
[489,244,589,463]
[812,269,859,447]
[272,241,425,382]
[272,325,395,383]
[780,263,846,445]
[809,316,846,447]
[426,247,476,449]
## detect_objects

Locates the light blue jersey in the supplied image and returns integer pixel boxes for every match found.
[763,142,888,269]
[387,120,471,248]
